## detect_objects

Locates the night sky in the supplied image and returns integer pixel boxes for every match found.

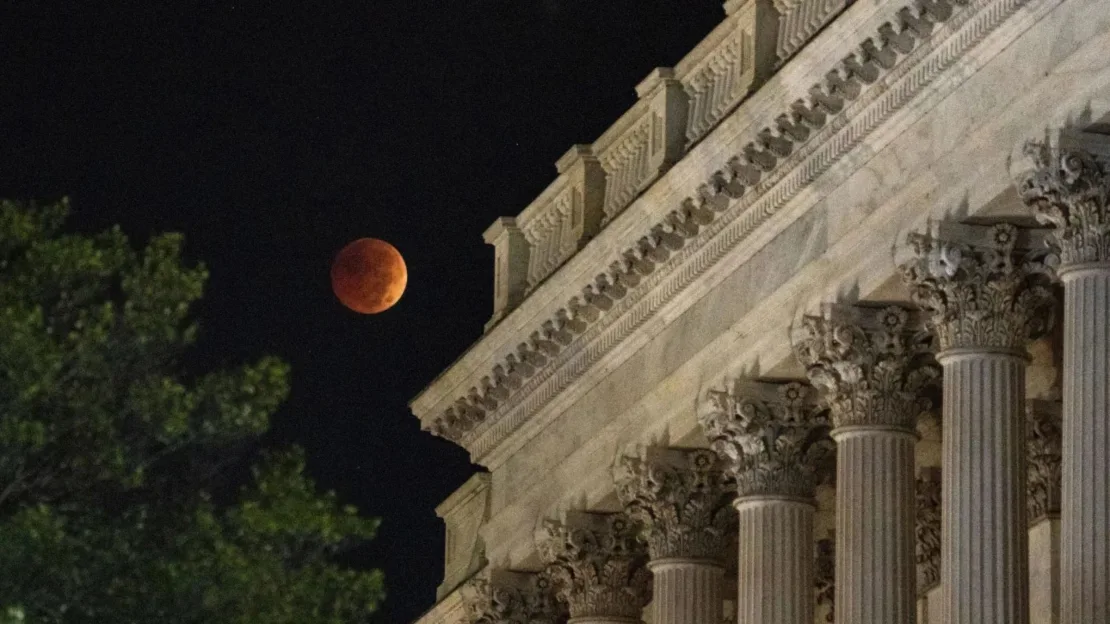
[0,1,722,620]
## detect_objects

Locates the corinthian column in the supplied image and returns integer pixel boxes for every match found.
[536,511,651,624]
[700,381,833,624]
[460,569,566,624]
[901,221,1056,624]
[795,304,938,624]
[614,447,733,624]
[1019,135,1110,623]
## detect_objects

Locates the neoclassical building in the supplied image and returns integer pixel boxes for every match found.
[409,0,1110,621]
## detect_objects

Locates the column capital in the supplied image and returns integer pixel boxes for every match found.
[794,304,940,432]
[899,221,1057,355]
[535,511,651,621]
[613,447,734,564]
[460,570,566,624]
[1017,132,1110,270]
[1027,400,1062,523]
[700,380,833,501]
[915,467,941,594]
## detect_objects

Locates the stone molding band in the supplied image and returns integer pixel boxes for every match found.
[419,0,1037,467]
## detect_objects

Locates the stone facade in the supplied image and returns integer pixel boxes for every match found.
[409,0,1110,622]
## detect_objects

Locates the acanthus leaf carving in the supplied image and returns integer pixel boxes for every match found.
[815,534,835,622]
[793,305,939,431]
[460,571,567,624]
[899,223,1057,353]
[613,447,735,563]
[1027,400,1062,523]
[1018,138,1110,268]
[915,468,941,593]
[536,513,651,621]
[699,381,833,500]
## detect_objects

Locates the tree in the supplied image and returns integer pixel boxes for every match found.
[0,199,384,623]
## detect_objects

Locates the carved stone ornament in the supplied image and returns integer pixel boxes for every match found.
[613,447,735,563]
[915,468,941,593]
[900,222,1057,354]
[1018,138,1110,269]
[535,512,652,620]
[1027,400,1062,523]
[815,534,835,622]
[794,305,940,431]
[700,381,833,501]
[460,571,566,624]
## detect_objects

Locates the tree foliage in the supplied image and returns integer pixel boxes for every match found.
[0,199,384,623]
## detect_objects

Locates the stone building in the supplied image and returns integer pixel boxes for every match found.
[409,0,1110,621]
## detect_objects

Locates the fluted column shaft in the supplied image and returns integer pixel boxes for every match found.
[939,350,1029,624]
[649,559,724,624]
[833,427,917,624]
[1060,266,1110,622]
[735,498,813,624]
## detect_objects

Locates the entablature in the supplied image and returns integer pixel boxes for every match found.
[409,0,1107,475]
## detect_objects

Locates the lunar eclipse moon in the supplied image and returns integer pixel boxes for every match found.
[331,238,407,314]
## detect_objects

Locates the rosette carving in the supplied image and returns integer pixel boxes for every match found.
[915,468,941,593]
[1027,400,1062,523]
[700,381,833,500]
[460,571,566,624]
[535,512,651,620]
[900,222,1057,353]
[794,304,939,431]
[613,447,735,563]
[1018,138,1110,268]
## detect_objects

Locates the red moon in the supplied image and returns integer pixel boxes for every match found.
[330,238,407,314]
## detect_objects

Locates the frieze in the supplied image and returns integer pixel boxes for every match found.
[613,447,735,563]
[422,0,1042,465]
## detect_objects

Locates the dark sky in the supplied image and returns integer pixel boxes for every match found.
[0,1,721,620]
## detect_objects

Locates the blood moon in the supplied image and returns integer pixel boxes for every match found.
[330,238,407,314]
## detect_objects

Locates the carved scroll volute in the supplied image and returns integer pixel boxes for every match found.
[793,304,940,432]
[700,380,833,501]
[613,447,735,563]
[1017,134,1110,269]
[460,570,566,624]
[899,221,1057,354]
[535,512,651,621]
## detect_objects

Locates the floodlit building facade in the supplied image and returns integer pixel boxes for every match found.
[409,0,1110,621]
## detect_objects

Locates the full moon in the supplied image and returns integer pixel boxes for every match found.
[330,238,407,314]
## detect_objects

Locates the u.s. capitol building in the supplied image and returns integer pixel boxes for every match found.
[409,0,1110,621]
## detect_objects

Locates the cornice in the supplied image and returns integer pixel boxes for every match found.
[413,0,1049,465]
